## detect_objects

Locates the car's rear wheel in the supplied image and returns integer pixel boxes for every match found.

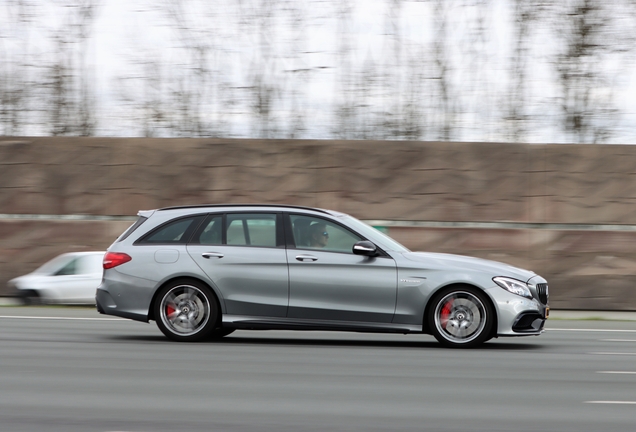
[428,286,493,348]
[155,280,218,342]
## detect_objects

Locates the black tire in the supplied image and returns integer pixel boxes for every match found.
[208,327,235,340]
[154,279,219,342]
[427,286,493,348]
[19,290,41,306]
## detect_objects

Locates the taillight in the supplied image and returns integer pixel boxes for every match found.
[103,252,132,269]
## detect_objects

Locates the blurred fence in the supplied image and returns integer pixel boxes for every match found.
[1,137,635,310]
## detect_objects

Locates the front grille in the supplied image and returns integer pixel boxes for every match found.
[536,283,549,305]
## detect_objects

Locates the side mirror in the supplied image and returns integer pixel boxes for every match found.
[352,241,378,257]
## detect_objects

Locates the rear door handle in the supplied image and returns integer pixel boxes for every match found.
[202,252,224,259]
[296,254,318,262]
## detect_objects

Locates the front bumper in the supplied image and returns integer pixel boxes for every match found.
[511,310,547,333]
[488,286,549,337]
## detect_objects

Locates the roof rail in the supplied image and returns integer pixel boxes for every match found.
[157,203,331,215]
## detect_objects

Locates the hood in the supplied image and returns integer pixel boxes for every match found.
[402,252,536,282]
[8,273,44,289]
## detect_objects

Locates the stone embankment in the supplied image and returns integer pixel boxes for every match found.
[2,137,635,310]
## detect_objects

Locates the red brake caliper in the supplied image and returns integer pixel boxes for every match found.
[166,304,176,316]
[440,300,453,328]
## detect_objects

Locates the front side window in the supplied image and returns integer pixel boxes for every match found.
[290,215,362,254]
[55,258,78,276]
[226,214,277,247]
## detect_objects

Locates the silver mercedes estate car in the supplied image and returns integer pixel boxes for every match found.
[96,204,549,347]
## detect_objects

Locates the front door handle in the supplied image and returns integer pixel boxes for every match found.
[296,254,318,262]
[202,252,224,259]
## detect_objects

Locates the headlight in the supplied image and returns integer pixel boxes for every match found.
[493,277,532,299]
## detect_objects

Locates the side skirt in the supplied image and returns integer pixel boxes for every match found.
[222,315,422,334]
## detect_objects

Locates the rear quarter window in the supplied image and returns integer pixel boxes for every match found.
[136,216,204,245]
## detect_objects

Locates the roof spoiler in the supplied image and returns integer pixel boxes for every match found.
[137,209,156,218]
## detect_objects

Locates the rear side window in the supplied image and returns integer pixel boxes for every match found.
[137,216,203,245]
[192,216,223,245]
[116,216,148,242]
[226,214,277,247]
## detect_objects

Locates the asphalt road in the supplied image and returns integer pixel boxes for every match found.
[1,307,636,432]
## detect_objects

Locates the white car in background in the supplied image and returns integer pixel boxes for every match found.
[9,252,105,305]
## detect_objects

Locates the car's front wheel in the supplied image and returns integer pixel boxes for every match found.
[428,286,493,348]
[18,289,41,305]
[208,328,235,340]
[155,280,218,342]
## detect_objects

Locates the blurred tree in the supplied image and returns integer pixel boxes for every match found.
[332,0,356,139]
[114,49,169,138]
[457,0,495,141]
[430,0,455,141]
[378,0,403,140]
[162,0,214,137]
[139,59,168,138]
[553,0,628,143]
[247,0,282,139]
[401,44,426,140]
[356,55,380,139]
[505,0,545,142]
[1,0,635,143]
[0,0,36,135]
[45,0,98,136]
[284,0,309,139]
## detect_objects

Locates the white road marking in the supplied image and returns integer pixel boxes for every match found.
[590,352,636,356]
[597,371,636,374]
[585,401,636,405]
[0,315,127,321]
[601,339,636,342]
[547,328,636,333]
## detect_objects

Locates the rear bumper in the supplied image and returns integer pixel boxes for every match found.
[96,287,149,322]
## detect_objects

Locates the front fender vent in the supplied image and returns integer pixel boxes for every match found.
[512,312,545,332]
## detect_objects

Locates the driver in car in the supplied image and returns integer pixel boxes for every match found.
[308,223,329,248]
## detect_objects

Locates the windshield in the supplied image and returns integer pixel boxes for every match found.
[32,254,75,275]
[340,215,410,253]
